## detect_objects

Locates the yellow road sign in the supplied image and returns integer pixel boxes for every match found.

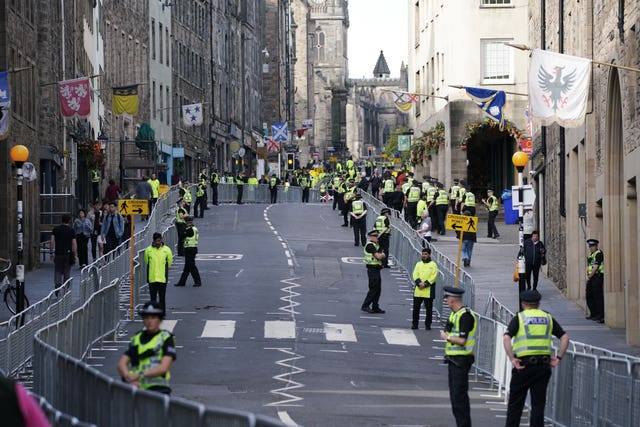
[159,184,170,195]
[329,156,337,162]
[446,213,478,233]
[118,199,149,216]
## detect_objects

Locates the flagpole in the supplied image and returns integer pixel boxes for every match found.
[39,73,102,88]
[448,85,528,97]
[505,42,640,74]
[380,88,449,101]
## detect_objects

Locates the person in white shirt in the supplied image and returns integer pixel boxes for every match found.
[416,210,432,248]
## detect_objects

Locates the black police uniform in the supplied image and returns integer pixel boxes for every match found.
[361,233,385,313]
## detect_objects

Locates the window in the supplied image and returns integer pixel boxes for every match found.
[481,0,511,5]
[414,1,420,46]
[159,84,164,122]
[481,39,513,83]
[166,86,170,125]
[159,23,163,64]
[151,20,156,60]
[312,31,325,63]
[415,71,421,117]
[152,81,156,119]
[166,27,170,66]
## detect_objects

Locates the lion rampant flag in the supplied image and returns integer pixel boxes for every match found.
[113,84,139,115]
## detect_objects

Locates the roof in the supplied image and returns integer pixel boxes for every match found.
[373,50,390,78]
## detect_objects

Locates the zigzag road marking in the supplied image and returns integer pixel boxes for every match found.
[279,277,301,316]
[264,348,306,407]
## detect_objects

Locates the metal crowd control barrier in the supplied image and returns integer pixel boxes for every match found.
[216,183,321,204]
[32,278,286,427]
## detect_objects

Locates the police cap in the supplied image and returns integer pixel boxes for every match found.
[443,286,465,298]
[460,179,466,186]
[138,301,164,317]
[184,215,194,222]
[437,182,444,189]
[520,290,542,303]
[367,230,380,237]
[380,207,391,215]
[587,239,599,246]
[354,192,362,199]
[423,175,431,180]
[453,178,459,184]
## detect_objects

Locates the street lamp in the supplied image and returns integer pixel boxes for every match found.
[512,151,529,302]
[9,144,29,315]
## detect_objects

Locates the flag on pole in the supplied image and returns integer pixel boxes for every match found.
[59,77,91,118]
[464,86,506,130]
[267,138,280,152]
[113,85,139,115]
[529,48,591,128]
[391,90,418,113]
[182,103,203,126]
[271,121,289,142]
[0,71,11,140]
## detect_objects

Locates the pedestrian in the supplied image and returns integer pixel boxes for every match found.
[198,168,209,209]
[101,202,124,254]
[481,189,500,238]
[416,192,429,228]
[524,230,546,290]
[180,181,192,214]
[91,168,100,203]
[0,374,51,427]
[460,210,477,268]
[503,290,570,427]
[136,176,153,221]
[104,179,121,203]
[459,188,476,217]
[147,173,160,213]
[194,180,207,218]
[375,207,392,268]
[341,179,356,227]
[210,169,220,205]
[174,216,202,287]
[73,209,93,267]
[411,247,437,330]
[434,182,449,235]
[88,200,102,261]
[236,171,246,204]
[440,286,476,427]
[144,233,173,315]
[300,172,311,203]
[50,214,77,292]
[522,209,534,241]
[269,174,279,204]
[117,301,176,395]
[361,230,386,314]
[174,199,187,256]
[416,210,432,247]
[381,173,395,207]
[449,178,461,214]
[585,238,604,323]
[350,192,367,246]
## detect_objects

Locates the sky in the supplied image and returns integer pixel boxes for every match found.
[347,0,409,79]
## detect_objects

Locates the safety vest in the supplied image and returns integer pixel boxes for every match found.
[130,330,172,390]
[488,195,498,212]
[435,190,448,206]
[211,173,220,184]
[384,179,395,193]
[449,185,460,200]
[463,192,476,207]
[148,179,160,198]
[175,207,186,223]
[511,309,553,357]
[458,187,466,200]
[401,182,411,194]
[412,260,437,298]
[184,226,199,248]
[375,215,389,234]
[407,187,421,203]
[182,189,192,203]
[587,249,604,275]
[351,200,365,215]
[227,176,234,184]
[445,307,477,356]
[91,169,100,183]
[196,184,205,197]
[336,163,343,172]
[320,183,326,193]
[336,182,345,194]
[344,187,356,201]
[422,182,430,193]
[364,242,382,266]
[416,200,428,218]
[427,187,437,202]
[270,177,277,188]
[300,177,308,187]
[333,176,341,188]
[346,159,354,170]
[144,245,173,283]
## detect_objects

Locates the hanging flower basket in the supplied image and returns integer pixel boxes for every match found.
[77,139,107,170]
[460,118,522,151]
[410,121,445,165]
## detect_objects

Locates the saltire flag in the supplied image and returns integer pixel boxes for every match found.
[182,103,203,126]
[113,85,139,115]
[529,48,591,128]
[391,90,418,113]
[464,86,506,130]
[271,121,289,142]
[0,71,10,140]
[59,77,91,118]
[267,138,280,152]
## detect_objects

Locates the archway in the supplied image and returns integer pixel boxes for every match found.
[462,119,522,197]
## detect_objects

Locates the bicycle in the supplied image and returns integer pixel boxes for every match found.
[0,258,30,315]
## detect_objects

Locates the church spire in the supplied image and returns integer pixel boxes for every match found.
[373,50,390,78]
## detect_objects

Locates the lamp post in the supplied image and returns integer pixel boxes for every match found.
[512,151,529,302]
[10,145,29,315]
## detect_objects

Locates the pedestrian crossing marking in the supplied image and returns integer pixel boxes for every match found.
[265,320,296,339]
[161,320,178,333]
[324,323,357,342]
[201,320,236,338]
[382,328,419,346]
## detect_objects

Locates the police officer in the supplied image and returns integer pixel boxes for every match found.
[503,290,570,427]
[174,199,187,256]
[198,168,209,209]
[194,179,207,218]
[455,179,467,214]
[91,168,100,202]
[269,174,279,204]
[361,230,386,314]
[210,169,220,206]
[434,182,449,235]
[405,180,422,229]
[460,185,476,216]
[143,233,173,315]
[342,179,356,227]
[411,247,437,330]
[350,192,367,246]
[440,286,476,427]
[117,301,177,395]
[300,172,310,203]
[585,239,605,322]
[375,208,392,268]
[174,216,202,287]
[180,181,193,214]
[449,178,461,214]
[482,189,500,238]
[382,173,395,208]
[147,173,160,213]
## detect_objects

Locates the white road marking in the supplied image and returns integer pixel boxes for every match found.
[235,269,244,278]
[313,314,336,317]
[284,250,291,258]
[320,349,348,353]
[171,311,196,314]
[382,328,419,346]
[287,259,293,266]
[220,311,245,315]
[265,321,296,339]
[277,411,299,426]
[208,346,237,350]
[324,323,357,342]
[160,320,178,333]
[373,352,403,357]
[278,236,284,241]
[270,226,275,230]
[201,320,236,338]
[281,242,287,248]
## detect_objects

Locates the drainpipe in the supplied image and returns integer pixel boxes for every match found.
[559,0,566,217]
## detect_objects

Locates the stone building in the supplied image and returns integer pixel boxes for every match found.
[347,51,409,159]
[530,0,640,343]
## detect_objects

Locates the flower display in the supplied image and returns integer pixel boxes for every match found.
[77,139,106,169]
[460,118,522,151]
[410,121,445,165]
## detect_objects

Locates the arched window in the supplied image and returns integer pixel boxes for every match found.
[312,31,325,63]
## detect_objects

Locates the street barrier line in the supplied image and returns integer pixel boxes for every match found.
[382,328,420,346]
[201,320,236,338]
[324,323,357,342]
[265,321,296,339]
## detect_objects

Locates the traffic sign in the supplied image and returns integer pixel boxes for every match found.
[118,199,149,216]
[446,214,478,232]
[159,184,169,195]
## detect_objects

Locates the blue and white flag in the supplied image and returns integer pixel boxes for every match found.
[272,121,289,142]
[182,103,203,126]
[0,71,11,140]
[464,86,506,130]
